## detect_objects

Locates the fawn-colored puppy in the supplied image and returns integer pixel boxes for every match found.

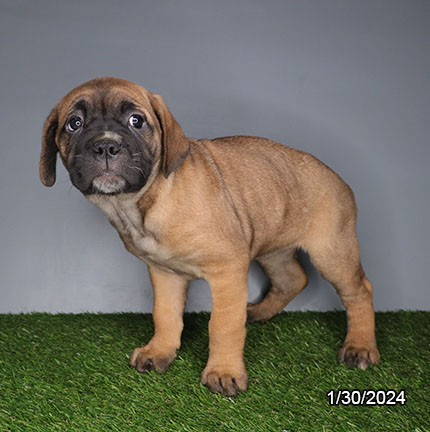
[40,77,379,396]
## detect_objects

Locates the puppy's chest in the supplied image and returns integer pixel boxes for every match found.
[90,196,202,278]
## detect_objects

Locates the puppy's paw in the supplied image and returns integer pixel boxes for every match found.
[339,343,380,370]
[201,367,248,397]
[129,346,176,373]
[247,302,272,322]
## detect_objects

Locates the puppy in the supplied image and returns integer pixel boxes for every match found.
[40,77,379,396]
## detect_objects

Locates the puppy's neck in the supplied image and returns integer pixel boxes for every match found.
[86,166,174,235]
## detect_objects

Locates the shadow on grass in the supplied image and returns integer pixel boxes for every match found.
[181,313,210,370]
[97,309,400,374]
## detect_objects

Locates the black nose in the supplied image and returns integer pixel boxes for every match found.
[93,140,121,158]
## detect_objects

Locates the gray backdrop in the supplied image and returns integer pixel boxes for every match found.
[1,0,429,313]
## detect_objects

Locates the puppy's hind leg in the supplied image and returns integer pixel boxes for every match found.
[247,248,308,322]
[305,221,380,370]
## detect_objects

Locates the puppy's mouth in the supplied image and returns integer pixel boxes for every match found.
[92,171,127,194]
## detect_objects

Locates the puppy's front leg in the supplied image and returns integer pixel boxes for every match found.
[129,266,189,373]
[201,266,249,397]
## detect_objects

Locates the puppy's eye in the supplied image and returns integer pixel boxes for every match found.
[129,114,145,129]
[67,116,84,132]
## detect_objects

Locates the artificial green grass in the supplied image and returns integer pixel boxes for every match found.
[0,312,428,432]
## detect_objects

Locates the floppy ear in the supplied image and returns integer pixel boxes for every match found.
[40,106,59,187]
[150,94,190,178]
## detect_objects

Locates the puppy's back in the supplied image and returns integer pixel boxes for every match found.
[193,136,356,255]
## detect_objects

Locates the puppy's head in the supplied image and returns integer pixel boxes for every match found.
[40,77,189,195]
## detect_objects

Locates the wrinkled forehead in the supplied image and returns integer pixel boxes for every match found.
[58,80,153,122]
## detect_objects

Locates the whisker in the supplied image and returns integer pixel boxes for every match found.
[126,165,146,176]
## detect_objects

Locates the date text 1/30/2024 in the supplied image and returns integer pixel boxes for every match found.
[326,389,406,406]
